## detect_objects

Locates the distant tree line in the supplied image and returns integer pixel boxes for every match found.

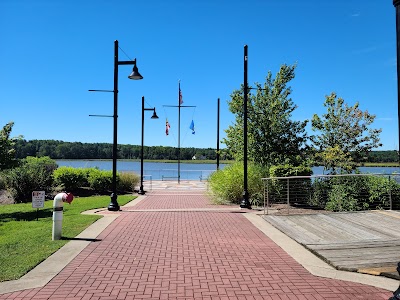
[14,139,231,161]
[12,139,398,163]
[364,150,398,163]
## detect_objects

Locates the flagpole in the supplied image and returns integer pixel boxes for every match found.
[163,81,195,183]
[178,80,181,184]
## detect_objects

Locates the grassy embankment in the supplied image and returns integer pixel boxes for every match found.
[0,194,135,282]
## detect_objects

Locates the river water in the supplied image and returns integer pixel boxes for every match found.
[55,160,400,181]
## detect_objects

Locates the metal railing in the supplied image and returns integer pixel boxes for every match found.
[262,173,400,215]
[142,175,152,191]
[160,169,214,181]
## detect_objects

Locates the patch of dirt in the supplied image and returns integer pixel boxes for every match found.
[0,190,14,205]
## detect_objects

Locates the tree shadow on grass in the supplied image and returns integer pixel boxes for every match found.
[0,208,53,222]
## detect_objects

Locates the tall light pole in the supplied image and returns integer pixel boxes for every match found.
[89,40,143,211]
[390,3,400,300]
[240,45,251,209]
[139,96,159,195]
[217,97,220,170]
[395,0,400,165]
[391,4,400,300]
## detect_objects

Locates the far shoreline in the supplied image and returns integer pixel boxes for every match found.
[54,159,400,168]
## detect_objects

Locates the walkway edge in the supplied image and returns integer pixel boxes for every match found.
[0,195,147,295]
[244,213,399,292]
[0,214,119,294]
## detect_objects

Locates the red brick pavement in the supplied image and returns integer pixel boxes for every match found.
[0,192,393,299]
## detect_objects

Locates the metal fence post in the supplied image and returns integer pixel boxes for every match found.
[263,179,266,215]
[287,178,290,215]
[389,175,393,210]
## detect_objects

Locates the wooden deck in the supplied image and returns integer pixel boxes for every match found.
[263,210,400,279]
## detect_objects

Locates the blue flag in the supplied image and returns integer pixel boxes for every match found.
[189,120,195,134]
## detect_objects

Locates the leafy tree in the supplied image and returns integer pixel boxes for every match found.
[222,64,309,168]
[311,92,382,173]
[0,122,21,170]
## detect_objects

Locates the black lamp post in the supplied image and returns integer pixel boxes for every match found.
[89,40,143,211]
[139,96,159,195]
[395,0,400,165]
[391,3,400,300]
[217,97,220,170]
[240,45,252,209]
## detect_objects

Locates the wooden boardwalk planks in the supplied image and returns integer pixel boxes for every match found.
[263,211,400,278]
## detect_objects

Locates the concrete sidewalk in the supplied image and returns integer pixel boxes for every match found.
[0,190,398,299]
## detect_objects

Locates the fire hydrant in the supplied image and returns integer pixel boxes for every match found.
[52,192,73,240]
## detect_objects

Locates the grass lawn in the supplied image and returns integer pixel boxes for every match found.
[0,194,136,282]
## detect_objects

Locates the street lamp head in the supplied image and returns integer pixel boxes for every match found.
[151,109,159,119]
[128,60,143,80]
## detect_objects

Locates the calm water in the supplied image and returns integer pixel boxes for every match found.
[55,160,400,180]
[55,160,226,180]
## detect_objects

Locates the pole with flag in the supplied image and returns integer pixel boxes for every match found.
[189,120,195,134]
[165,118,170,135]
[178,81,182,183]
[162,80,195,184]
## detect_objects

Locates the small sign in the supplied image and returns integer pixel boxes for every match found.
[32,191,45,208]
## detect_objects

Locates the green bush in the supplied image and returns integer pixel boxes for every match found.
[269,164,312,177]
[87,169,114,193]
[310,177,331,208]
[3,156,58,202]
[208,162,267,206]
[267,164,313,205]
[320,175,395,212]
[365,175,400,210]
[53,167,89,191]
[0,172,5,190]
[118,172,139,193]
[325,183,359,211]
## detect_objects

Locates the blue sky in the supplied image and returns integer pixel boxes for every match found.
[1,0,398,150]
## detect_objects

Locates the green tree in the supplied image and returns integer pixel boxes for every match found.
[222,64,309,168]
[0,122,21,170]
[311,92,382,173]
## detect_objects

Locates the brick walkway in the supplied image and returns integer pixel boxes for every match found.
[0,191,394,299]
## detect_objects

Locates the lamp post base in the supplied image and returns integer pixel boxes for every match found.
[389,262,400,299]
[240,191,252,209]
[138,186,146,195]
[108,193,120,211]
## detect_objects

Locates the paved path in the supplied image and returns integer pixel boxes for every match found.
[0,190,397,299]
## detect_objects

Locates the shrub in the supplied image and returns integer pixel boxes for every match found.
[325,183,359,212]
[0,172,5,190]
[3,156,58,202]
[366,175,400,210]
[269,164,312,177]
[267,164,313,206]
[208,162,267,206]
[53,167,88,191]
[87,169,114,193]
[310,177,331,208]
[118,172,139,193]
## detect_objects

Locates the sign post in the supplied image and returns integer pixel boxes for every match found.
[32,191,45,220]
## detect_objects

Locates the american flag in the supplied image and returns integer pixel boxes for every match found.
[179,83,183,105]
[166,119,171,136]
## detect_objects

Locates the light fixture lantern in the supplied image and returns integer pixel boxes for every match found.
[128,61,143,80]
[151,109,159,119]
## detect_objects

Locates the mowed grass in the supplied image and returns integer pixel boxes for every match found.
[0,194,136,282]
